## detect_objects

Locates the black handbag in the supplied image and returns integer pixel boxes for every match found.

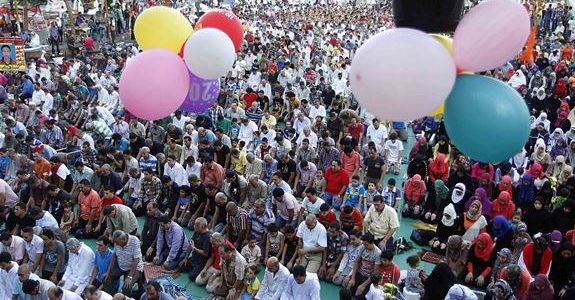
[410,229,436,246]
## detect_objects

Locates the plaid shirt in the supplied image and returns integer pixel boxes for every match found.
[208,107,224,125]
[81,149,97,167]
[227,207,250,233]
[327,230,349,263]
[139,176,162,203]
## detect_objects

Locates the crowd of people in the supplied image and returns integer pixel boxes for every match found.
[0,0,573,300]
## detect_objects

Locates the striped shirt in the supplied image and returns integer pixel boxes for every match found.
[139,155,158,173]
[114,235,144,272]
[138,176,162,203]
[227,207,250,233]
[248,207,275,242]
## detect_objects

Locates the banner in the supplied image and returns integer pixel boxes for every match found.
[0,38,26,71]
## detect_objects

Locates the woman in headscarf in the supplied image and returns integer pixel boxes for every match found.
[557,166,573,187]
[449,183,468,214]
[549,198,575,235]
[409,135,432,161]
[511,222,532,264]
[518,236,553,280]
[494,164,517,188]
[524,197,551,236]
[555,77,569,99]
[485,279,517,300]
[471,162,494,182]
[554,101,571,131]
[549,128,567,149]
[531,140,552,169]
[517,174,536,210]
[500,264,531,299]
[551,138,569,161]
[462,200,488,242]
[490,249,513,288]
[407,154,428,179]
[495,174,515,200]
[465,187,493,220]
[546,155,566,178]
[568,140,575,164]
[450,154,471,176]
[431,204,463,255]
[444,284,478,300]
[478,173,494,199]
[433,135,451,162]
[550,242,575,296]
[447,165,475,192]
[422,263,456,300]
[488,215,514,251]
[429,153,449,185]
[528,162,546,180]
[465,233,496,288]
[535,112,552,132]
[509,69,527,89]
[525,274,554,300]
[492,192,516,221]
[446,235,470,279]
[423,180,450,224]
[403,174,426,219]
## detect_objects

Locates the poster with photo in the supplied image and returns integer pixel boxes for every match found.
[0,38,26,71]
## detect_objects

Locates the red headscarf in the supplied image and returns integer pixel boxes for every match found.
[492,191,516,220]
[405,174,427,205]
[429,153,449,183]
[498,175,514,199]
[480,173,493,198]
[555,78,568,99]
[473,232,495,262]
[528,163,545,179]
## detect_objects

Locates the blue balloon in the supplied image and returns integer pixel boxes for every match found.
[444,74,530,163]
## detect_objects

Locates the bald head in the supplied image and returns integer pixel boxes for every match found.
[266,256,279,272]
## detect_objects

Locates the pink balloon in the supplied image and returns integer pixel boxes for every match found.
[119,49,189,121]
[453,0,530,72]
[350,28,456,121]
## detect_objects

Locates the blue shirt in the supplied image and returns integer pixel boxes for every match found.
[392,121,406,129]
[20,79,33,95]
[113,138,129,152]
[0,156,10,178]
[95,249,113,281]
[345,184,365,206]
[156,222,189,261]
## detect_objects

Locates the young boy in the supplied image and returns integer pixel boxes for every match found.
[382,178,402,210]
[264,223,284,263]
[361,181,380,214]
[230,117,240,140]
[384,131,404,175]
[318,203,337,228]
[342,175,365,208]
[313,169,326,197]
[241,235,262,267]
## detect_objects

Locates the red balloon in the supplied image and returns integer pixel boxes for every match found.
[195,9,244,51]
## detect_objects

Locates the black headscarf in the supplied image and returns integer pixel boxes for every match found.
[423,263,456,300]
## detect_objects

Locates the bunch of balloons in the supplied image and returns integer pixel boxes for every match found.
[119,7,243,120]
[350,0,531,163]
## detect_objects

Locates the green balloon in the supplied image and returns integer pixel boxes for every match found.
[444,74,530,163]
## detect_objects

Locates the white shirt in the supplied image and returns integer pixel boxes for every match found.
[366,124,388,146]
[12,272,39,299]
[0,261,18,300]
[0,235,26,262]
[62,289,83,300]
[42,93,54,115]
[239,120,258,142]
[36,211,59,228]
[296,131,318,150]
[281,272,321,300]
[24,234,44,264]
[163,162,188,187]
[366,284,385,300]
[31,90,45,106]
[127,173,144,199]
[309,105,326,120]
[384,139,404,162]
[62,243,95,295]
[180,144,199,164]
[255,263,290,300]
[296,221,327,250]
[186,162,202,178]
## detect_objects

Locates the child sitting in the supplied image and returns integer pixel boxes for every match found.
[405,255,425,296]
[264,223,284,263]
[361,181,380,214]
[241,235,262,267]
[60,202,75,234]
[318,203,337,228]
[340,175,365,210]
[172,186,191,224]
[365,272,384,300]
[241,265,260,300]
[313,169,326,197]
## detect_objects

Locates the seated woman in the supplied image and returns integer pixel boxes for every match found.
[403,174,426,218]
[465,187,493,221]
[465,233,497,288]
[430,204,463,255]
[462,200,488,242]
[446,235,471,280]
[422,263,456,300]
[422,179,450,224]
[518,236,553,281]
[488,215,514,251]
[496,175,515,201]
[489,248,512,288]
[517,174,536,210]
[449,182,468,214]
[523,197,551,237]
[478,173,494,199]
[491,191,516,221]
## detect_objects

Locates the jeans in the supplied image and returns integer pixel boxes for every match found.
[156,249,186,271]
[322,192,337,207]
[277,217,297,229]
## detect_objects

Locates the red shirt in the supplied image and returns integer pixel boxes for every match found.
[243,92,258,108]
[378,263,401,285]
[339,208,363,232]
[84,37,94,50]
[66,126,78,137]
[340,151,360,174]
[324,167,350,194]
[318,210,337,228]
[347,123,364,141]
[101,195,123,207]
[211,239,235,270]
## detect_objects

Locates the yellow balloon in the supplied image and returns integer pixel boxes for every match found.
[430,34,453,56]
[430,102,445,116]
[134,6,193,53]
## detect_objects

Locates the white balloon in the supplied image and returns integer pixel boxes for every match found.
[184,28,236,80]
[350,28,456,121]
